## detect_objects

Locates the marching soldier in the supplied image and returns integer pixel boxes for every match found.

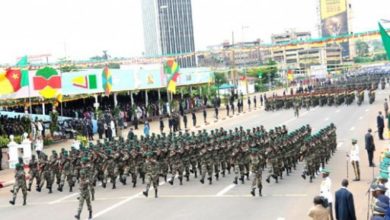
[142,152,159,198]
[27,155,39,192]
[249,148,263,197]
[74,170,92,220]
[9,163,27,206]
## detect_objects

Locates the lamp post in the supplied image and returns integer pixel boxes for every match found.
[241,25,249,95]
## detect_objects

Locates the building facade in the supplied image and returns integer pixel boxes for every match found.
[141,0,196,68]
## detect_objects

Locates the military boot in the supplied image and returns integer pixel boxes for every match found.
[27,184,32,192]
[143,189,149,197]
[168,177,174,185]
[179,177,183,185]
[112,182,116,189]
[215,172,219,181]
[23,196,27,206]
[155,189,158,198]
[200,178,205,184]
[273,175,278,183]
[266,177,270,183]
[240,176,245,184]
[36,186,41,192]
[246,172,250,180]
[258,186,263,197]
[233,177,238,184]
[69,185,73,192]
[194,171,198,178]
[74,211,81,220]
[221,170,226,177]
[208,176,212,185]
[9,198,15,205]
[48,187,53,194]
[102,182,107,188]
[57,184,63,192]
[250,188,255,197]
[88,210,92,220]
[186,174,190,182]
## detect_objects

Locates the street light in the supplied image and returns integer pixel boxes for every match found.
[241,25,249,95]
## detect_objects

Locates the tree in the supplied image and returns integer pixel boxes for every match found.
[355,40,369,57]
[214,71,228,87]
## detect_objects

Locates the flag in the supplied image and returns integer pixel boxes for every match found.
[102,67,112,96]
[16,56,29,87]
[33,67,62,99]
[164,59,180,94]
[0,68,22,95]
[167,73,179,93]
[287,69,294,81]
[72,74,97,89]
[379,22,390,60]
[16,56,28,67]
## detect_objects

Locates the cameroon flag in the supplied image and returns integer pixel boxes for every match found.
[0,68,22,95]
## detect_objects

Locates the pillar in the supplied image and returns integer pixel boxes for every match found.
[130,92,134,106]
[93,95,99,120]
[114,93,118,107]
[42,102,46,116]
[145,90,149,106]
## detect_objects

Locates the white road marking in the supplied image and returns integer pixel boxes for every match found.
[335,109,340,113]
[365,109,369,112]
[49,192,79,205]
[216,184,236,197]
[92,192,142,219]
[337,143,344,149]
[324,117,329,121]
[92,181,166,219]
[359,116,363,120]
[277,218,286,220]
[350,127,355,131]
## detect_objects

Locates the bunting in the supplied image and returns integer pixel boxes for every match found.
[102,66,112,96]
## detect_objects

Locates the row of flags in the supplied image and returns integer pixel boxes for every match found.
[0,57,181,100]
[0,57,113,100]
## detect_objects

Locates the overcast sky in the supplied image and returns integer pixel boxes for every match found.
[0,0,389,64]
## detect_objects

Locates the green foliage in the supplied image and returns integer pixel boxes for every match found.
[0,136,10,149]
[0,135,23,149]
[59,65,79,73]
[355,40,370,57]
[214,72,228,87]
[353,53,388,63]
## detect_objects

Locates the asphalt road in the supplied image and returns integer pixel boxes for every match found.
[0,89,388,220]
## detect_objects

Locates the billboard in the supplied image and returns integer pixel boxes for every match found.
[320,0,350,57]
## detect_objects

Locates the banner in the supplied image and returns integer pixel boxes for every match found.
[320,0,349,57]
[0,66,214,101]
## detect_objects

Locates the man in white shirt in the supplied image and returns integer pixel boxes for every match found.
[320,169,334,220]
[348,139,360,181]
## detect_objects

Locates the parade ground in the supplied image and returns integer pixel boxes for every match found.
[0,88,387,220]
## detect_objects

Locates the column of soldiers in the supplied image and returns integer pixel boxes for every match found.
[10,123,337,219]
[265,74,386,111]
[300,124,337,183]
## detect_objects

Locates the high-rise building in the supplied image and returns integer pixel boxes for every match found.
[141,0,196,68]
